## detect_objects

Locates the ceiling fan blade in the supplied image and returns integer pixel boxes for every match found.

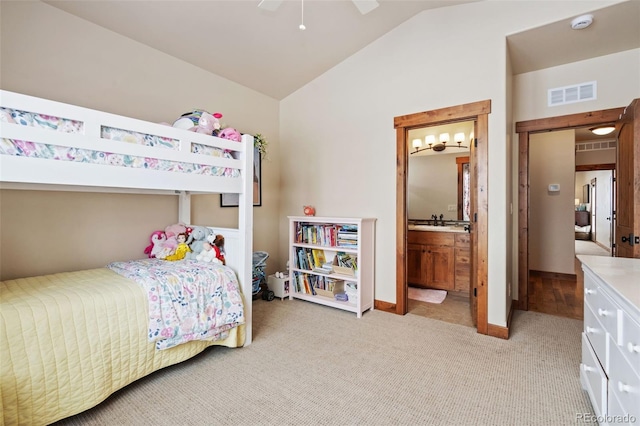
[352,0,379,15]
[257,0,284,12]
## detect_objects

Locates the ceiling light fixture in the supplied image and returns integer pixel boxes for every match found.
[299,0,306,30]
[590,125,615,136]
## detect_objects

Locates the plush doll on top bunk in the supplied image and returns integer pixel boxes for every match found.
[159,233,191,261]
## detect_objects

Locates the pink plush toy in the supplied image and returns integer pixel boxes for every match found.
[219,127,241,142]
[163,222,187,254]
[190,112,222,136]
[144,230,167,258]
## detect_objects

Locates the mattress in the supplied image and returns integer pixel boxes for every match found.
[0,268,245,425]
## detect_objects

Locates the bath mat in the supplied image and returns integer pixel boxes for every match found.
[408,288,447,304]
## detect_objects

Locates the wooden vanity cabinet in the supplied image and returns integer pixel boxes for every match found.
[408,231,470,294]
[407,231,455,291]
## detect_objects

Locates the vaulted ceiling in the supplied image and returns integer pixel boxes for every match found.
[44,0,639,100]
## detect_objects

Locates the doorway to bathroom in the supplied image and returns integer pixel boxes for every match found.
[394,100,490,335]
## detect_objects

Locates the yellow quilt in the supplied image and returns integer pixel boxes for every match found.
[0,268,245,425]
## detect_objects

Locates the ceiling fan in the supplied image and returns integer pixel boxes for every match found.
[258,0,380,16]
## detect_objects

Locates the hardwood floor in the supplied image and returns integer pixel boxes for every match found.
[527,258,583,320]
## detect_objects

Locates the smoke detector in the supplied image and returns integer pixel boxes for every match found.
[571,14,593,30]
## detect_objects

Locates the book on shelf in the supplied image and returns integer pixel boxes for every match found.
[311,249,327,268]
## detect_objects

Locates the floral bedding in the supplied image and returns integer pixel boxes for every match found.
[107,259,245,350]
[0,107,240,177]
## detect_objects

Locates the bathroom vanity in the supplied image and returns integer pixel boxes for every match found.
[407,221,470,294]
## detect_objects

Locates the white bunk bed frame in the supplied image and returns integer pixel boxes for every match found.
[0,89,254,344]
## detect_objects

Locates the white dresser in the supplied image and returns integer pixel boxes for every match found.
[578,255,640,425]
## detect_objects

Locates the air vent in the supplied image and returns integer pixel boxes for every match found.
[548,81,597,106]
[576,140,616,152]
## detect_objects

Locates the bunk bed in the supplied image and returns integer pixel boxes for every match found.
[0,90,254,425]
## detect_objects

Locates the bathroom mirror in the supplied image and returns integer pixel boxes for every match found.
[407,121,473,222]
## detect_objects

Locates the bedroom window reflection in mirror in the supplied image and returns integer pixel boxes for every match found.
[456,156,470,221]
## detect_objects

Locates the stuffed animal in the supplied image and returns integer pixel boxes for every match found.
[190,112,222,136]
[144,230,167,258]
[219,127,241,142]
[195,242,221,263]
[164,222,187,254]
[162,233,191,261]
[185,226,213,259]
[208,234,226,265]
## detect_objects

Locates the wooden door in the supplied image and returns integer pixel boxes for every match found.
[469,122,478,325]
[615,99,640,258]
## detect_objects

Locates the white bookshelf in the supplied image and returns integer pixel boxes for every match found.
[288,216,376,318]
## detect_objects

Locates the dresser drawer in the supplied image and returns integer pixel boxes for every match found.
[609,335,640,420]
[581,332,607,418]
[584,283,619,343]
[584,303,609,373]
[620,310,640,377]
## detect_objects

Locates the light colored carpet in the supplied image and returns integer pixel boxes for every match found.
[54,299,593,425]
[408,287,447,304]
[575,240,610,256]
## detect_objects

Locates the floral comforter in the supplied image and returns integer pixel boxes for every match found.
[107,259,245,350]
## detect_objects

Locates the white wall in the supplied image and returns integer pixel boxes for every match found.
[0,1,281,279]
[529,130,576,274]
[280,0,619,326]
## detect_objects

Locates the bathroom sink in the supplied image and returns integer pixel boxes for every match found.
[408,224,468,232]
[408,224,451,231]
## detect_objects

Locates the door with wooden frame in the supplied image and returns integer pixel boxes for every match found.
[516,101,639,311]
[394,100,489,335]
[615,99,640,258]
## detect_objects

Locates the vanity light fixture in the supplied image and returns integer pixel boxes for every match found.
[590,125,615,136]
[410,132,468,154]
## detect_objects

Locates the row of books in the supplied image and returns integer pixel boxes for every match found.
[337,224,358,248]
[294,248,358,275]
[294,247,330,272]
[295,223,359,247]
[293,272,345,296]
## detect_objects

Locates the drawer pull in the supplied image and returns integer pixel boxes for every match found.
[597,308,610,317]
[581,364,594,373]
[618,382,632,393]
[628,342,640,354]
[585,289,595,295]
[586,326,597,334]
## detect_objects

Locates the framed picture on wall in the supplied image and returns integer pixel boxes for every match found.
[220,145,262,207]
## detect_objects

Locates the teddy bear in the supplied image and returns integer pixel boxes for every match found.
[195,242,221,263]
[185,225,213,259]
[190,112,222,136]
